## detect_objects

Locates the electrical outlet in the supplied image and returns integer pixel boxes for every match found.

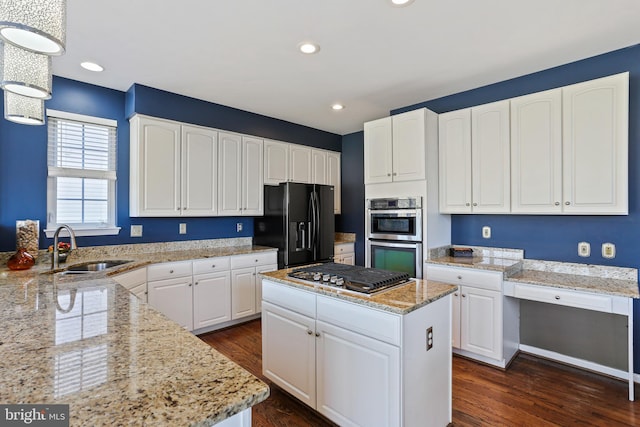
[179,223,187,234]
[482,226,491,239]
[236,222,243,232]
[130,225,143,237]
[602,242,616,259]
[426,327,434,351]
[578,242,590,257]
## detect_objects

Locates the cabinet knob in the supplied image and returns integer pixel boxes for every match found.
[315,332,321,337]
[462,294,466,298]
[307,330,313,335]
[169,270,174,274]
[466,203,470,206]
[555,295,560,300]
[457,275,462,280]
[565,201,570,206]
[176,207,180,211]
[211,264,216,268]
[454,292,459,297]
[255,259,259,263]
[183,207,187,210]
[473,203,478,206]
[393,172,397,176]
[555,202,560,206]
[188,283,192,287]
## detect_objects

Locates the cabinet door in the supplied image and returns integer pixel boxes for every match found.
[363,117,393,184]
[438,109,472,213]
[341,253,355,266]
[193,272,231,329]
[316,320,400,427]
[452,290,461,349]
[148,276,193,330]
[510,89,562,213]
[460,286,502,360]
[262,301,316,408]
[218,132,243,216]
[264,140,289,185]
[471,100,511,213]
[242,136,264,216]
[182,125,218,216]
[391,108,426,182]
[562,72,629,214]
[255,264,278,313]
[327,152,341,214]
[231,267,256,319]
[131,116,181,216]
[290,145,312,183]
[312,149,328,184]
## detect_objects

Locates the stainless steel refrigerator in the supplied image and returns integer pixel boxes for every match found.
[254,182,335,269]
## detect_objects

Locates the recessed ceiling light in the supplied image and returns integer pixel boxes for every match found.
[332,104,344,111]
[390,0,415,6]
[298,42,320,54]
[81,61,104,72]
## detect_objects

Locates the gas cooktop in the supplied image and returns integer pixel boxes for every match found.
[287,263,412,295]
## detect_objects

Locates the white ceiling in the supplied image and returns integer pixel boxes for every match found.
[53,0,640,135]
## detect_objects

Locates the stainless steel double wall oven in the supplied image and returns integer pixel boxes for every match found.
[365,196,423,278]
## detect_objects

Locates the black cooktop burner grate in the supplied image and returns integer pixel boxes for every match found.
[288,263,411,294]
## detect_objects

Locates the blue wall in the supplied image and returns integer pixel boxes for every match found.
[0,77,341,251]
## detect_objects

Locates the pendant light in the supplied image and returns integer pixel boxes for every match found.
[4,90,44,125]
[0,0,67,55]
[0,42,52,98]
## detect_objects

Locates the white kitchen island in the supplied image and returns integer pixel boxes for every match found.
[259,269,457,427]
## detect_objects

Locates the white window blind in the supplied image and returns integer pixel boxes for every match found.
[46,110,119,235]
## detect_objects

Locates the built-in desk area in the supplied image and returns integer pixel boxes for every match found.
[427,246,639,401]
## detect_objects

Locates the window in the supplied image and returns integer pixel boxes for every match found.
[45,110,120,237]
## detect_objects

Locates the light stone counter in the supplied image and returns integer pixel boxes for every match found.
[260,268,457,315]
[0,240,273,426]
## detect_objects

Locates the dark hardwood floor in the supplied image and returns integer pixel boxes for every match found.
[199,319,640,426]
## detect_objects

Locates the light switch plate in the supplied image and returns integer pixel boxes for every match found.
[602,242,616,259]
[482,226,491,239]
[131,225,143,237]
[578,242,590,257]
[179,223,187,234]
[236,223,243,232]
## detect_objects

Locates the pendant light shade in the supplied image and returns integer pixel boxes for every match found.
[1,42,52,99]
[0,0,66,55]
[4,90,45,125]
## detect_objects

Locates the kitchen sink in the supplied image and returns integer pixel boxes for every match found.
[63,260,132,274]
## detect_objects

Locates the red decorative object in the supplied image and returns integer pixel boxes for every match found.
[7,248,35,270]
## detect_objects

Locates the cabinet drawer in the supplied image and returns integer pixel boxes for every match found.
[426,265,502,292]
[512,283,613,313]
[262,280,316,318]
[316,295,400,346]
[231,251,277,268]
[334,243,354,254]
[193,257,230,275]
[147,260,193,281]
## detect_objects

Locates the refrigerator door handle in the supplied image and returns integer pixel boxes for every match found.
[308,193,315,251]
[310,191,318,254]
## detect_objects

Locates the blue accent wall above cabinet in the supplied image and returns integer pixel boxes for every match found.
[0,77,340,251]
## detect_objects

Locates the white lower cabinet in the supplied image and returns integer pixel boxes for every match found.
[262,279,452,427]
[147,252,276,333]
[334,242,355,265]
[427,264,518,368]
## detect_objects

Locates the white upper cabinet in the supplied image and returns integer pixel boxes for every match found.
[439,109,472,213]
[181,125,218,216]
[218,133,264,216]
[562,72,628,214]
[471,100,511,213]
[511,89,563,213]
[263,139,290,185]
[130,115,217,217]
[290,145,312,183]
[312,149,328,184]
[364,108,427,184]
[327,152,341,214]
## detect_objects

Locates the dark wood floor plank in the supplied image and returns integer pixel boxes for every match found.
[199,319,640,426]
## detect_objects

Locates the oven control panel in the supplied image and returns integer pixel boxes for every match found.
[368,196,421,210]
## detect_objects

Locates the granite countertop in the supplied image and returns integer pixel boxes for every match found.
[427,246,639,299]
[260,268,457,315]
[0,243,273,426]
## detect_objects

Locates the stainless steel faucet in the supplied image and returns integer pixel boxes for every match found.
[51,224,77,270]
